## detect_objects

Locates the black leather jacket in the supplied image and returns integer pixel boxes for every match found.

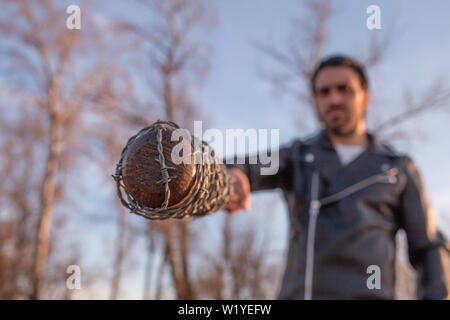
[228,130,450,299]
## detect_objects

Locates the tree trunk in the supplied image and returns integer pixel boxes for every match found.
[31,110,63,300]
[143,222,155,300]
[179,219,195,299]
[110,205,127,300]
[163,221,184,297]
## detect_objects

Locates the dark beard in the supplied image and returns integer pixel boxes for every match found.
[323,103,364,137]
[327,123,357,137]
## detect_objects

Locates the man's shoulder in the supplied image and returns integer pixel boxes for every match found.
[279,132,314,149]
[277,132,321,163]
[375,140,404,158]
[370,134,409,160]
[370,136,422,175]
[285,131,321,149]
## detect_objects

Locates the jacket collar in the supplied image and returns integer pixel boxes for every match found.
[310,129,397,189]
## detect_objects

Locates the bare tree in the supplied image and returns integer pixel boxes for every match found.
[0,98,45,298]
[117,0,216,299]
[254,0,335,109]
[0,0,136,299]
[257,0,450,137]
[372,80,450,140]
[195,214,282,299]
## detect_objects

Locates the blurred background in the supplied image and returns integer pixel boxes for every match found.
[0,0,449,299]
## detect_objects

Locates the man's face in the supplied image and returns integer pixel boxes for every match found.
[313,66,370,136]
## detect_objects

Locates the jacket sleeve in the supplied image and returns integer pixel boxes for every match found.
[399,156,450,300]
[224,143,294,192]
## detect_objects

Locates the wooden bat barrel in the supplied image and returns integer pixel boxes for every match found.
[113,121,233,220]
[121,125,196,208]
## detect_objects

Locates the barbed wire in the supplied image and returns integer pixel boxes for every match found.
[112,120,233,220]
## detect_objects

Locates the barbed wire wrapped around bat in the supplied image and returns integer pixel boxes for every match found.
[112,120,233,220]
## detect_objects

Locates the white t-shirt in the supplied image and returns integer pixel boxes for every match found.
[334,144,367,166]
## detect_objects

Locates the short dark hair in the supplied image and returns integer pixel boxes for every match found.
[311,55,368,94]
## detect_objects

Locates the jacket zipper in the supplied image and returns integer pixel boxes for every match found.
[303,168,398,300]
[304,170,320,300]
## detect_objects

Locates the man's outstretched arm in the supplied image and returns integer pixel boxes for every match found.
[399,156,450,299]
[224,145,294,213]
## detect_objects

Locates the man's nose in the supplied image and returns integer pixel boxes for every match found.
[328,88,344,104]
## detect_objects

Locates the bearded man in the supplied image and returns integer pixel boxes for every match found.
[225,55,450,300]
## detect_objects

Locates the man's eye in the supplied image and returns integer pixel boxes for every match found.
[337,85,351,93]
[319,88,329,95]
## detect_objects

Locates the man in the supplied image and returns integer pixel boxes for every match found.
[225,55,450,299]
